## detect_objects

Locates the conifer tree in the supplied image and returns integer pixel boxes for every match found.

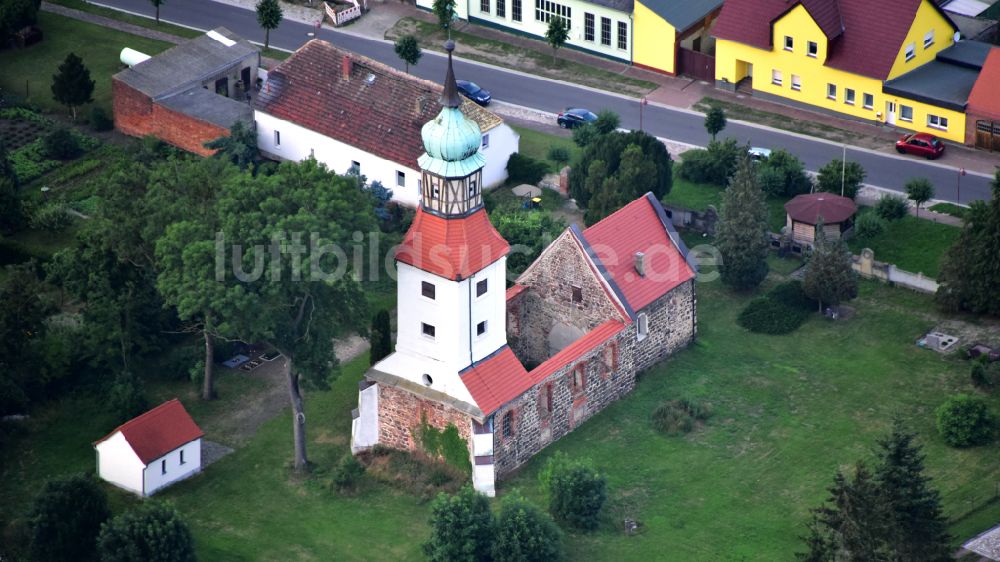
[937,170,1000,315]
[51,53,95,120]
[716,151,769,290]
[802,218,857,312]
[369,309,392,366]
[799,463,890,561]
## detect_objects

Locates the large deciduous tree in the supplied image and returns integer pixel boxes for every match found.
[204,121,258,172]
[585,143,657,224]
[51,53,95,120]
[29,473,110,562]
[97,502,195,562]
[569,130,672,210]
[816,159,866,199]
[394,35,422,74]
[802,218,857,312]
[255,0,283,50]
[716,151,769,290]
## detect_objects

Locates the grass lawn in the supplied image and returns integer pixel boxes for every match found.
[929,202,968,220]
[0,12,172,113]
[47,0,202,39]
[848,210,960,277]
[511,125,580,173]
[663,176,789,232]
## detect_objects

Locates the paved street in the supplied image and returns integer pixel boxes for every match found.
[94,0,995,203]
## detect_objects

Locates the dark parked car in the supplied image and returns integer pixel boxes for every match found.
[557,108,598,128]
[456,80,491,106]
[895,132,945,160]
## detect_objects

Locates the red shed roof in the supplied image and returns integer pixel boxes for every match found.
[714,0,955,80]
[785,192,857,224]
[460,346,530,416]
[968,48,1000,121]
[581,194,695,312]
[94,399,203,465]
[396,207,509,280]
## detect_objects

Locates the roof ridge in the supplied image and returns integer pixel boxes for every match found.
[92,398,183,446]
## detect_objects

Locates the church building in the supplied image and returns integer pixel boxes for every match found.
[351,41,698,496]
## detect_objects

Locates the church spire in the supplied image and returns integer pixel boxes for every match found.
[441,40,463,109]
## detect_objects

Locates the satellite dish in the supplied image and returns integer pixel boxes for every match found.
[954,31,961,43]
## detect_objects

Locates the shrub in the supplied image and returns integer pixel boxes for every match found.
[97,502,195,562]
[30,473,110,562]
[757,149,811,197]
[548,146,570,166]
[89,106,113,132]
[593,110,620,135]
[935,394,995,447]
[108,370,147,424]
[42,128,82,160]
[875,194,909,220]
[423,486,494,562]
[0,373,29,416]
[507,153,548,185]
[493,494,564,562]
[332,453,366,492]
[757,165,785,197]
[29,203,72,231]
[816,159,866,199]
[767,280,813,311]
[540,453,606,531]
[572,123,599,147]
[676,138,741,187]
[853,212,886,241]
[737,296,809,335]
[651,398,712,436]
[970,361,993,390]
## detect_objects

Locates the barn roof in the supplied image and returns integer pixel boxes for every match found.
[94,399,203,465]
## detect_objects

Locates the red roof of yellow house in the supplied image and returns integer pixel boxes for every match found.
[968,48,1000,121]
[395,207,509,280]
[93,399,203,465]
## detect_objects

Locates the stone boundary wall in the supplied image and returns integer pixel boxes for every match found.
[852,248,939,294]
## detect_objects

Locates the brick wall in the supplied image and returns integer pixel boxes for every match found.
[376,383,474,456]
[112,78,227,157]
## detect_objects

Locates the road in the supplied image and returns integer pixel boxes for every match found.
[95,0,995,203]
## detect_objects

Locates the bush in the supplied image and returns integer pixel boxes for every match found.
[29,202,72,231]
[42,128,82,160]
[97,502,195,562]
[0,373,29,416]
[572,123,599,147]
[816,159,866,199]
[875,194,909,221]
[757,150,812,197]
[332,453,366,492]
[971,361,994,390]
[493,494,564,562]
[89,106,113,132]
[30,473,110,562]
[853,212,886,240]
[935,394,995,447]
[676,138,741,186]
[593,110,620,135]
[737,296,810,335]
[651,398,712,436]
[108,370,148,424]
[547,146,570,166]
[757,165,785,197]
[423,486,494,562]
[767,280,813,311]
[540,453,607,531]
[507,153,548,185]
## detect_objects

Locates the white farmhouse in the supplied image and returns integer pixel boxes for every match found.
[254,40,519,207]
[93,399,204,497]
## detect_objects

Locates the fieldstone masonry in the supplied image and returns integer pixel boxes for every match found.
[376,383,473,455]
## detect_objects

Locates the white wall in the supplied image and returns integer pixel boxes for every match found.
[351,384,379,452]
[142,439,202,496]
[96,432,145,496]
[255,111,422,207]
[395,257,508,370]
[480,124,518,188]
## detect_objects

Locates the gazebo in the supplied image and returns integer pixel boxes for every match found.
[784,192,857,247]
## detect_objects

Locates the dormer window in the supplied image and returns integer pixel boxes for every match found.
[783,36,793,51]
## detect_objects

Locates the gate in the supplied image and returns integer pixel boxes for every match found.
[975,120,1000,151]
[677,48,715,82]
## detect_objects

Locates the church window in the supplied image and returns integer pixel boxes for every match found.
[572,364,586,393]
[502,411,514,438]
[477,279,488,297]
[422,281,436,300]
[601,342,618,378]
[637,313,649,341]
[539,383,553,415]
[571,285,582,303]
[422,323,436,339]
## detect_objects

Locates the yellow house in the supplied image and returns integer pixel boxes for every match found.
[632,0,723,76]
[712,0,969,143]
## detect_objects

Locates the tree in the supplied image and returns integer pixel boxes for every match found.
[593,110,620,135]
[0,176,23,234]
[97,502,195,562]
[369,309,392,366]
[0,0,40,45]
[149,0,164,23]
[936,394,995,448]
[493,494,564,562]
[204,121,258,171]
[569,130,672,208]
[0,138,18,186]
[704,105,726,141]
[540,453,607,531]
[585,143,656,224]
[216,159,376,470]
[108,370,149,423]
[423,486,494,562]
[756,149,812,197]
[874,420,951,561]
[51,53,95,120]
[716,151,769,290]
[936,170,1000,315]
[255,0,283,50]
[799,463,890,562]
[491,207,566,274]
[545,16,570,64]
[816,159,866,199]
[802,218,858,312]
[0,261,55,403]
[676,138,742,187]
[905,177,934,218]
[29,473,110,562]
[432,0,456,32]
[394,35,422,74]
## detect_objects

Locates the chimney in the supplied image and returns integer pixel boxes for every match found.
[341,55,352,81]
[634,252,646,277]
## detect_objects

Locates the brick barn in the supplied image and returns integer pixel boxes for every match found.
[351,42,698,495]
[112,27,259,156]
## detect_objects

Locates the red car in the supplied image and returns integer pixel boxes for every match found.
[895,132,945,160]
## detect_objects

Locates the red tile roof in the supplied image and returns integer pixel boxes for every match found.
[396,207,510,280]
[527,320,626,382]
[460,346,530,416]
[94,399,203,465]
[506,284,527,301]
[714,0,955,80]
[784,192,858,224]
[254,40,501,172]
[581,194,695,312]
[968,48,1000,121]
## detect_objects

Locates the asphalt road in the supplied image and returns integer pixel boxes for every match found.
[96,0,995,203]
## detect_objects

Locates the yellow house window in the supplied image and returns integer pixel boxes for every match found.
[863,93,874,109]
[784,36,793,51]
[923,30,934,49]
[845,89,855,105]
[928,114,948,130]
[905,43,915,61]
[900,105,914,122]
[791,75,801,91]
[827,83,836,100]
[807,41,818,58]
[772,69,783,86]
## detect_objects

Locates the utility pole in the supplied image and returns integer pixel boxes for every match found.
[841,144,847,197]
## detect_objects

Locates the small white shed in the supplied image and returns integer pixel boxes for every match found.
[93,399,204,497]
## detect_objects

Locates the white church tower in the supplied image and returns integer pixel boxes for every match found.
[352,42,513,495]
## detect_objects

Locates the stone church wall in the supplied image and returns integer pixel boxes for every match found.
[633,280,697,373]
[376,384,473,455]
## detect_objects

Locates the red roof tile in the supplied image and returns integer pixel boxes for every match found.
[396,207,510,280]
[460,347,530,415]
[94,399,203,465]
[506,284,527,301]
[254,40,501,172]
[968,48,1000,121]
[714,0,954,80]
[784,192,857,224]
[527,320,626,382]
[581,194,695,312]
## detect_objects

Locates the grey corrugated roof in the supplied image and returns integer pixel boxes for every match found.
[883,60,979,111]
[583,0,633,13]
[115,27,258,99]
[637,0,724,31]
[937,40,993,69]
[157,87,252,129]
